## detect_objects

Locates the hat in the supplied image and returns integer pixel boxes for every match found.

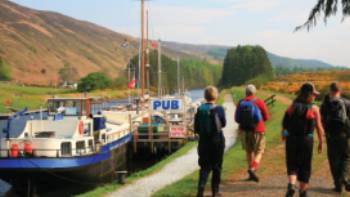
[330,82,341,92]
[300,82,320,96]
[246,84,257,95]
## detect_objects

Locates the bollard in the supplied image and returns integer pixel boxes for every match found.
[115,171,128,184]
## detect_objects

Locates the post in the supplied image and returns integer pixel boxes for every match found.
[177,57,181,95]
[157,40,162,97]
[128,62,131,105]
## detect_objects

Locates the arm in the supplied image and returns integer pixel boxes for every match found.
[234,101,241,123]
[313,105,324,153]
[258,99,270,121]
[217,106,226,128]
[194,111,200,134]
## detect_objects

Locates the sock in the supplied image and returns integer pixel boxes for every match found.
[250,161,259,170]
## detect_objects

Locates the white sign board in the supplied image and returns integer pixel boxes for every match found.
[150,99,183,112]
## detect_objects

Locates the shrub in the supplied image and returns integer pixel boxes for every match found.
[77,72,112,92]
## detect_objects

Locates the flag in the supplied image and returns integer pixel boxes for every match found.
[128,79,136,89]
[151,40,158,49]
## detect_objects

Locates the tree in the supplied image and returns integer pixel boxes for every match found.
[0,57,11,81]
[297,0,350,30]
[219,45,273,87]
[58,63,78,84]
[77,72,112,92]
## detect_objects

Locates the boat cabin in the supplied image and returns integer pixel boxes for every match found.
[47,98,92,117]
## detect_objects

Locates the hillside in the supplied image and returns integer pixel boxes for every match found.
[0,0,144,85]
[163,41,338,69]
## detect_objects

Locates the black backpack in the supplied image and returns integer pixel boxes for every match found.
[325,99,348,131]
[195,104,222,137]
[283,103,315,136]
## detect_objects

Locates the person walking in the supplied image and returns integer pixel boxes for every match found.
[282,82,324,197]
[194,86,226,197]
[321,82,350,194]
[235,84,270,182]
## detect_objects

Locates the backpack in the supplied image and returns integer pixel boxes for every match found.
[283,103,315,137]
[196,104,222,136]
[237,99,262,131]
[325,98,348,131]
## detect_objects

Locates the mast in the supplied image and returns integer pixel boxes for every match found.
[141,0,145,99]
[157,40,162,97]
[146,9,150,96]
[177,57,181,95]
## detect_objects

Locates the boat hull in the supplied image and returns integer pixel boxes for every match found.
[0,134,132,195]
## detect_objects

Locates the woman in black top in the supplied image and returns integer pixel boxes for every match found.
[282,82,324,197]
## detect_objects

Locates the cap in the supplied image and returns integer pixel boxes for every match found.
[300,82,320,96]
[246,84,257,95]
[330,82,341,92]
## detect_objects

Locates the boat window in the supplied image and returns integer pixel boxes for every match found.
[61,142,72,157]
[88,139,93,151]
[101,134,106,143]
[48,100,83,116]
[76,141,85,154]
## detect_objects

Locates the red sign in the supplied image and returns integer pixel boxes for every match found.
[169,126,186,139]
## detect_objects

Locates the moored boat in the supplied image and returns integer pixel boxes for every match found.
[0,97,136,187]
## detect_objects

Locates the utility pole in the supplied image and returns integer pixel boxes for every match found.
[157,40,162,97]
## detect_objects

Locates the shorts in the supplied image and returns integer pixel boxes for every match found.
[240,131,266,155]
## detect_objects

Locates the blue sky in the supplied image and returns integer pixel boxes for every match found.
[10,0,350,66]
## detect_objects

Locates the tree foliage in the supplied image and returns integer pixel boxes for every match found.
[219,45,273,87]
[77,72,112,92]
[297,0,350,31]
[58,63,78,84]
[0,57,11,81]
[129,52,221,93]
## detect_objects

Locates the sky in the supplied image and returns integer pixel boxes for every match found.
[10,0,350,66]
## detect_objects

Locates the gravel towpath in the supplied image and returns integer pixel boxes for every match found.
[107,95,238,197]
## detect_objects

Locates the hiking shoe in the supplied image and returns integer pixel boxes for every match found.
[212,192,222,197]
[248,169,259,182]
[285,184,296,197]
[196,187,204,197]
[333,186,342,193]
[299,190,308,197]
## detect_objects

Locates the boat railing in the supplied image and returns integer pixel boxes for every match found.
[0,146,96,159]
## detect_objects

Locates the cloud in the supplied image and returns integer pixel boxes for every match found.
[207,0,280,11]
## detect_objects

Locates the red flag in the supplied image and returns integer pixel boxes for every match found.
[151,40,158,49]
[128,79,136,89]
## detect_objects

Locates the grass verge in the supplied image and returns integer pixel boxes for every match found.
[75,142,196,197]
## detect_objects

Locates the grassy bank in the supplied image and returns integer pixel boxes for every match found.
[0,82,137,113]
[152,87,289,197]
[75,142,196,197]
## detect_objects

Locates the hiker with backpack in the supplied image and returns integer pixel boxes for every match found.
[194,86,226,197]
[282,82,324,197]
[235,84,270,182]
[321,82,350,194]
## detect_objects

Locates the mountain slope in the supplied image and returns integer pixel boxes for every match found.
[162,41,337,69]
[0,0,139,85]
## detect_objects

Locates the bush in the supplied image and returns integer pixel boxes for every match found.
[113,76,129,88]
[0,58,11,81]
[77,72,112,92]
